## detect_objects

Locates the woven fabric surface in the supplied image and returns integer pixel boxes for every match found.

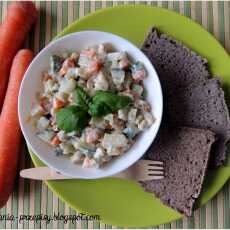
[0,1,230,229]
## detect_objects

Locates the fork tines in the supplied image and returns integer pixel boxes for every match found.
[148,160,163,166]
[147,160,164,179]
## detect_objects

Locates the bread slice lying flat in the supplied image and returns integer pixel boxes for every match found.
[141,127,215,216]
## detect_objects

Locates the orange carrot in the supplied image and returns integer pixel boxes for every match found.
[0,1,37,110]
[51,136,62,146]
[53,98,66,109]
[0,49,33,207]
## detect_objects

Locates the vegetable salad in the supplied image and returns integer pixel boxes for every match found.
[31,44,154,168]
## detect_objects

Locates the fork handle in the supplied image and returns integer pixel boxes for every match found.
[19,167,143,181]
[20,167,70,180]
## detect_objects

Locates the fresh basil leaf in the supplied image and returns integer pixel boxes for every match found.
[73,86,91,111]
[94,91,132,110]
[89,101,112,117]
[56,105,89,133]
[89,91,132,117]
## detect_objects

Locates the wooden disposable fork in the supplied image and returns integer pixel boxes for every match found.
[20,160,164,182]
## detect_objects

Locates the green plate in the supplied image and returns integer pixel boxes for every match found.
[29,5,230,228]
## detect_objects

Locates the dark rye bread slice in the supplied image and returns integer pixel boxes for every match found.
[141,27,210,93]
[165,78,230,167]
[141,127,216,216]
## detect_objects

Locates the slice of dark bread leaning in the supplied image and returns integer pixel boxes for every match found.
[141,27,230,167]
[165,78,230,167]
[141,27,210,93]
[141,127,216,216]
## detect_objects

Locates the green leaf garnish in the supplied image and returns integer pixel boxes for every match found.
[89,91,132,117]
[73,86,91,111]
[56,105,89,133]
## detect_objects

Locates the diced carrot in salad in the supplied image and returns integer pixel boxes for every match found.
[51,135,62,146]
[133,69,146,82]
[42,72,53,81]
[53,98,66,110]
[59,59,76,76]
[119,57,130,69]
[85,127,102,144]
[86,60,102,76]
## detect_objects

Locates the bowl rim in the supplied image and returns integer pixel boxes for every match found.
[18,30,163,179]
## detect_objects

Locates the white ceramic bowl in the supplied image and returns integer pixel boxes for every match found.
[18,31,163,179]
